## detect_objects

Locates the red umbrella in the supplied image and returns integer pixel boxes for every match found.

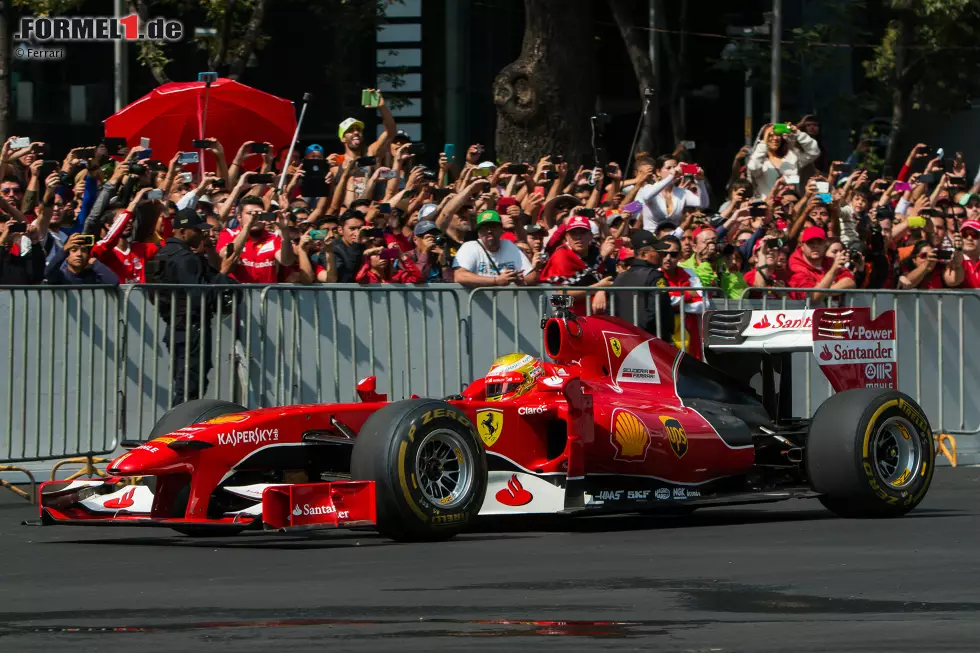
[103,78,296,172]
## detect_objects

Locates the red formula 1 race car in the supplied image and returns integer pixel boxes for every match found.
[38,297,935,541]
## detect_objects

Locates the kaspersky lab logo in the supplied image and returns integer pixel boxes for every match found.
[15,14,183,42]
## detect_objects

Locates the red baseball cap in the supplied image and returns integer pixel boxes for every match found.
[960,220,980,234]
[617,247,635,261]
[565,215,592,232]
[801,226,827,243]
[692,225,713,240]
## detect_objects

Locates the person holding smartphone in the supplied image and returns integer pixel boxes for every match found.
[453,210,537,288]
[88,188,162,283]
[898,240,963,289]
[747,122,821,198]
[632,154,709,230]
[43,232,119,286]
[0,218,45,284]
[216,195,296,283]
[539,213,615,314]
[355,234,422,284]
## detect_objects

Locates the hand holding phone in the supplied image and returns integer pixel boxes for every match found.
[10,137,30,149]
[191,139,211,149]
[251,173,275,184]
[679,163,699,176]
[178,152,199,165]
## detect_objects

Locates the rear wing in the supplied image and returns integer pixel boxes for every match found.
[702,307,897,392]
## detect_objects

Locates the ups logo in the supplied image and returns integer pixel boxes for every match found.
[659,416,688,458]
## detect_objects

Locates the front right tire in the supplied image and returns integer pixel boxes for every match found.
[806,388,935,518]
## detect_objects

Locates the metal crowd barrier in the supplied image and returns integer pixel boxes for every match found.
[1,284,978,485]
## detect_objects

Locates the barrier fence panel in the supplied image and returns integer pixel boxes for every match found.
[0,287,120,463]
[257,286,465,407]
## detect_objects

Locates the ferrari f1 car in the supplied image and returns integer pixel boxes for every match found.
[39,296,934,541]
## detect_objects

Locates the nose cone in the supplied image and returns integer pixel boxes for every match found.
[107,442,183,476]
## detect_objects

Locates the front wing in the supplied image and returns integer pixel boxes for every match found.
[38,478,377,533]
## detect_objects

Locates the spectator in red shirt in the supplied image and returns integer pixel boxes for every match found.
[540,214,615,314]
[90,189,160,283]
[659,235,705,310]
[788,226,856,301]
[356,235,423,284]
[898,240,964,289]
[216,196,296,283]
[959,220,980,288]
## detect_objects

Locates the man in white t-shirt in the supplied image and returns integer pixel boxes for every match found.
[453,210,540,287]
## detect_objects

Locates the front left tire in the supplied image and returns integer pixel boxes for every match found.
[350,399,487,542]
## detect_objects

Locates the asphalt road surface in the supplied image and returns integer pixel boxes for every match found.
[1,468,978,652]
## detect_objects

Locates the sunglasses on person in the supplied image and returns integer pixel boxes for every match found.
[962,231,979,240]
[661,250,681,258]
[0,187,19,195]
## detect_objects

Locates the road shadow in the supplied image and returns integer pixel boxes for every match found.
[45,531,539,550]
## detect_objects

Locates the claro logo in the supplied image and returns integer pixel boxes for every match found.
[217,429,279,446]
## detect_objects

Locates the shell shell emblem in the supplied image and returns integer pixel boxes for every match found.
[610,409,651,462]
[660,416,688,458]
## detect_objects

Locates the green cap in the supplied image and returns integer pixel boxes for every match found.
[476,210,501,226]
[338,117,365,141]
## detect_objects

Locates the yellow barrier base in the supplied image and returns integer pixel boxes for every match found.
[0,465,36,503]
[936,434,958,467]
[50,456,110,482]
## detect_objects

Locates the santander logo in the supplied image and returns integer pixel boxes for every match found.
[819,344,833,361]
[495,474,533,507]
[103,488,136,509]
[753,312,812,330]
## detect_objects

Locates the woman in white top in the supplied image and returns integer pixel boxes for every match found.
[634,154,710,231]
[746,123,821,198]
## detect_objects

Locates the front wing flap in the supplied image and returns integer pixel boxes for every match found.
[38,478,377,533]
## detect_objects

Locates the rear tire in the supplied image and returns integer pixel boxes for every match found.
[147,400,248,537]
[807,389,934,518]
[350,399,487,542]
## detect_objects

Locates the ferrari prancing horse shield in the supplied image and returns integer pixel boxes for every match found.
[477,409,503,447]
[610,338,622,358]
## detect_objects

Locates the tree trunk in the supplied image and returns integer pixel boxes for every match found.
[608,0,657,157]
[0,1,10,142]
[660,0,688,146]
[494,0,595,165]
[228,0,268,81]
[884,12,914,174]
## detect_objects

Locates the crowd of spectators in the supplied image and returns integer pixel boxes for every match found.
[2,89,979,316]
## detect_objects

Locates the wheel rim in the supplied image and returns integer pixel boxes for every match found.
[871,417,923,489]
[414,429,474,508]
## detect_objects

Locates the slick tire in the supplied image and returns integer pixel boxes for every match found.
[351,399,487,542]
[146,399,248,537]
[806,389,934,518]
[148,399,248,440]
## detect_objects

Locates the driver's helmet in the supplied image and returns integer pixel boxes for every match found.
[485,353,544,402]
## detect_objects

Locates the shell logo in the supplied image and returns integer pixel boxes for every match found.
[610,409,651,462]
[660,416,688,458]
